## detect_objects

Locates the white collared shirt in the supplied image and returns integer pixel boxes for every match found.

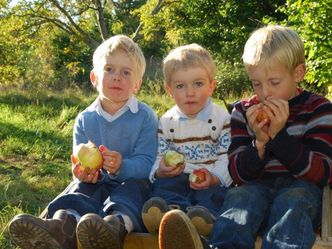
[96,95,139,122]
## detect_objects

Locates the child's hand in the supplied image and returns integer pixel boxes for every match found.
[246,103,270,144]
[155,157,185,178]
[189,168,214,190]
[263,97,289,139]
[71,155,99,183]
[99,145,122,176]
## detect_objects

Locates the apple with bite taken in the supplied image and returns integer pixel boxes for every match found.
[256,108,270,125]
[189,169,206,183]
[164,150,185,168]
[245,96,271,125]
[74,141,103,172]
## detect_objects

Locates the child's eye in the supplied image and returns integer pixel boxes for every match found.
[175,83,184,89]
[105,66,113,73]
[194,81,204,87]
[122,70,131,77]
[252,81,261,87]
[271,80,280,85]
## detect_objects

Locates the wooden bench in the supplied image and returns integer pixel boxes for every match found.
[41,185,332,249]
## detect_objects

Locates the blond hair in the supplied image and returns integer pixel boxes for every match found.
[243,25,305,72]
[92,35,146,79]
[163,43,216,84]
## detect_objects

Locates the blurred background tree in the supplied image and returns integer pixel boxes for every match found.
[0,0,330,96]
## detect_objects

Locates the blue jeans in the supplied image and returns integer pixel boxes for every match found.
[208,177,322,249]
[150,174,229,216]
[47,178,151,232]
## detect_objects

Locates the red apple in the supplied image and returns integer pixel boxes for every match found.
[256,109,270,125]
[164,150,185,167]
[244,95,260,108]
[74,141,103,172]
[189,169,206,183]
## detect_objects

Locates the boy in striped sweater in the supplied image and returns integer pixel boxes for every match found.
[159,25,332,249]
[142,44,233,240]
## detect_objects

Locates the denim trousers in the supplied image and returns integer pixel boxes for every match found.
[208,177,322,249]
[150,174,229,216]
[47,177,151,232]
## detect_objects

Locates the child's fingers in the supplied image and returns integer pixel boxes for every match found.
[99,145,107,152]
[71,154,79,166]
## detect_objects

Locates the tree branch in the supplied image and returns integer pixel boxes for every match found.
[94,0,109,41]
[133,0,165,41]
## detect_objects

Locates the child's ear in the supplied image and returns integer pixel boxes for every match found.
[165,83,174,97]
[294,63,306,83]
[209,79,217,96]
[90,70,98,88]
[134,80,142,94]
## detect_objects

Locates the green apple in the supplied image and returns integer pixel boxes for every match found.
[164,150,185,167]
[74,141,103,171]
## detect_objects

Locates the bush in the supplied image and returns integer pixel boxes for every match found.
[215,61,252,99]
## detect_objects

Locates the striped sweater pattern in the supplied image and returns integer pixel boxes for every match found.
[228,90,332,187]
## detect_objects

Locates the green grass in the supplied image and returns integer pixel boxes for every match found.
[0,87,96,248]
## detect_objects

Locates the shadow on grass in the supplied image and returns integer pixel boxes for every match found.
[0,159,71,213]
[0,89,86,110]
[0,121,71,160]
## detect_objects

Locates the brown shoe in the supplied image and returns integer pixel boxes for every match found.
[142,197,170,234]
[159,209,204,249]
[76,213,127,249]
[186,206,216,237]
[9,209,77,249]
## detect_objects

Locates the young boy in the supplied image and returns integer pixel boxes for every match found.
[158,25,332,249]
[9,35,158,249]
[142,43,232,238]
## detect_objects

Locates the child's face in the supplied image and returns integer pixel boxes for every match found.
[166,66,215,118]
[91,49,141,107]
[247,56,305,102]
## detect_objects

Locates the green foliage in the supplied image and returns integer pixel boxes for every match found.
[0,0,330,94]
[50,32,93,89]
[215,61,252,98]
[278,0,332,89]
[135,0,287,96]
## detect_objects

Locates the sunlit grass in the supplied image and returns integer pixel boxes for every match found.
[0,87,95,248]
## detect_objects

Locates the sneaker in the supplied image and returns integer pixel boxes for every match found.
[76,213,126,249]
[186,206,216,237]
[159,209,204,249]
[9,209,77,249]
[142,197,170,234]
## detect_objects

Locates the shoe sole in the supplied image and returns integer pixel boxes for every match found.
[159,209,203,249]
[187,207,214,237]
[76,214,120,249]
[9,214,62,249]
[142,197,169,234]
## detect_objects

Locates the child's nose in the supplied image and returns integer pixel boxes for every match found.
[262,85,272,99]
[111,71,121,80]
[186,86,195,96]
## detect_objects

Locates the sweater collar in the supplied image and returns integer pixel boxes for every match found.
[96,95,138,122]
[173,98,212,122]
